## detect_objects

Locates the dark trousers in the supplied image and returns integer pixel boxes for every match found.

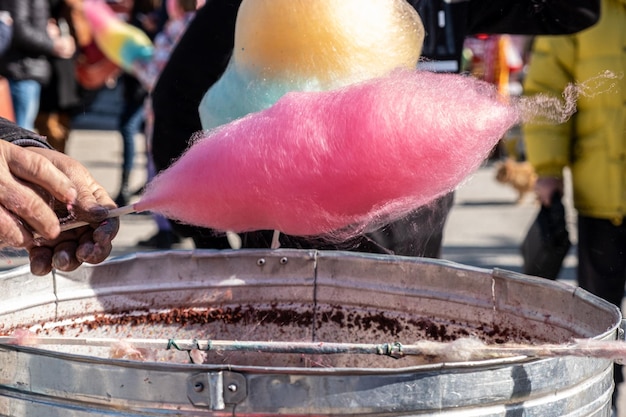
[577,215,626,307]
[577,214,626,403]
[118,76,146,177]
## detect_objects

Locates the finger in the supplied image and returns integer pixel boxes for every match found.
[0,206,33,248]
[93,216,120,244]
[25,148,116,225]
[6,146,77,204]
[0,180,61,240]
[70,183,117,222]
[28,246,53,276]
[76,236,111,265]
[70,189,108,219]
[76,221,116,264]
[51,240,81,272]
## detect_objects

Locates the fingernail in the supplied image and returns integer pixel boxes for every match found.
[76,242,94,261]
[52,251,70,269]
[64,188,78,203]
[90,206,108,218]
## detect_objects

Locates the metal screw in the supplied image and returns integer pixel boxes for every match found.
[227,383,238,392]
[279,257,288,265]
[193,382,204,393]
[257,258,266,266]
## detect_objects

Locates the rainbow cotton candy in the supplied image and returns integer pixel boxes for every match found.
[83,0,153,72]
[136,69,520,238]
[198,0,424,130]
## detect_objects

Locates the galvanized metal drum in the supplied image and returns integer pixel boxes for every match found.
[0,249,620,416]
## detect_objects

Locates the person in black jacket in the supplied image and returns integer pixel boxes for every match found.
[150,0,600,252]
[0,117,119,276]
[0,0,75,130]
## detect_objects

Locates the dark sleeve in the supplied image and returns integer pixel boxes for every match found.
[0,117,52,148]
[465,0,600,35]
[151,0,242,173]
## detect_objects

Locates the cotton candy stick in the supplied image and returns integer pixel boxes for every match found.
[135,69,521,239]
[57,205,136,233]
[83,0,153,72]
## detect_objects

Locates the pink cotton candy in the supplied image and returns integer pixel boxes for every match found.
[136,68,520,238]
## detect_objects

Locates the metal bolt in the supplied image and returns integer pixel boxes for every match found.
[193,382,204,393]
[227,383,238,392]
[279,257,288,265]
[257,258,266,266]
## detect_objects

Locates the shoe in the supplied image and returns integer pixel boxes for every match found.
[137,230,181,249]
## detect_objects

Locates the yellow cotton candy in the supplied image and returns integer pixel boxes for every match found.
[234,0,424,85]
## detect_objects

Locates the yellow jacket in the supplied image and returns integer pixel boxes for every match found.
[523,0,626,224]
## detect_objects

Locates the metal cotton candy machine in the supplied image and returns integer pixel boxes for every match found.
[0,249,621,416]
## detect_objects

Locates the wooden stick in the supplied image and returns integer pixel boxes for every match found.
[59,205,137,232]
[1,336,624,363]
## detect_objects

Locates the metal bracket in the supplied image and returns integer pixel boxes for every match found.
[619,319,626,341]
[187,371,247,410]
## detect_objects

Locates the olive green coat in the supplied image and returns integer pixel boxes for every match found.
[523,0,626,224]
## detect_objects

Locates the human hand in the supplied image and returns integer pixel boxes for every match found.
[0,140,78,246]
[25,147,119,275]
[0,11,12,26]
[47,19,60,38]
[52,35,76,59]
[535,176,564,207]
[28,213,119,276]
[0,141,118,275]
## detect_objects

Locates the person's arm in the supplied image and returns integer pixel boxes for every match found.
[465,0,600,36]
[0,116,53,148]
[3,0,75,59]
[522,35,576,205]
[3,0,56,56]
